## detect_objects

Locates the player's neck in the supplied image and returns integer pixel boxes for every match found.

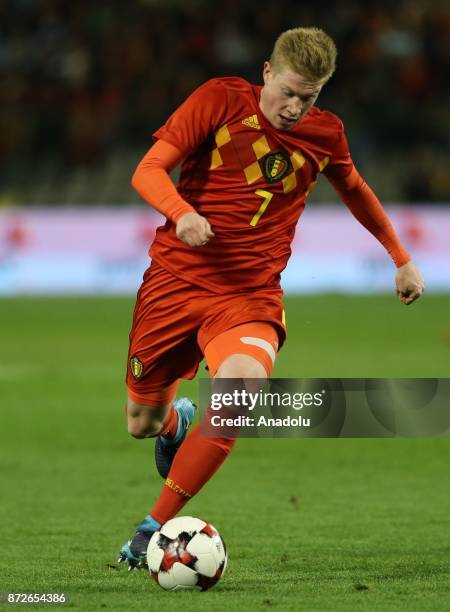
[258,86,270,123]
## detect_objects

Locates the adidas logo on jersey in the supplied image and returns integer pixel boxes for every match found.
[242,114,260,129]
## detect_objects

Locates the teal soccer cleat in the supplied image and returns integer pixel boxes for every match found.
[154,397,196,479]
[118,515,160,570]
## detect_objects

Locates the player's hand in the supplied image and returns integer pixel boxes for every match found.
[395,261,424,305]
[176,212,214,247]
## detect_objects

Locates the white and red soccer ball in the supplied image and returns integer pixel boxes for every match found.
[147,516,227,591]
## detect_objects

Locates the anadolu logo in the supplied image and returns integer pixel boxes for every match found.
[262,150,291,182]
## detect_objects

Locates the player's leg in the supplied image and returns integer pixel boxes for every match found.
[120,386,198,570]
[147,322,279,528]
[119,264,203,568]
[122,360,200,570]
[120,385,197,569]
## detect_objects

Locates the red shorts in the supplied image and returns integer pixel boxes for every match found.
[127,262,286,401]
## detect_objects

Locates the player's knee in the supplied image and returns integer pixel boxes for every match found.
[126,399,166,438]
[127,418,163,439]
[128,421,146,439]
[215,353,267,379]
[128,424,160,439]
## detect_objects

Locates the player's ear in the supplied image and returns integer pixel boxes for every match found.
[262,61,272,85]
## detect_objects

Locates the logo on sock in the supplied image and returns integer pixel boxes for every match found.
[165,478,191,499]
[130,355,144,379]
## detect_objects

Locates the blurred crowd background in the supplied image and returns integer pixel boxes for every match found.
[1,0,450,205]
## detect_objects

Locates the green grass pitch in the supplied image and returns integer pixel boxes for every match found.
[0,294,449,610]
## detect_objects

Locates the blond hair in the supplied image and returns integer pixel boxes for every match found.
[270,27,337,83]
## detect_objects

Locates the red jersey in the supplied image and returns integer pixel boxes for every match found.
[150,77,354,293]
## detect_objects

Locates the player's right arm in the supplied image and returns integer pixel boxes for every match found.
[131,79,227,247]
[175,210,214,247]
[131,140,214,247]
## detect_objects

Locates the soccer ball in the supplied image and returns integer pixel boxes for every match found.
[146,516,227,591]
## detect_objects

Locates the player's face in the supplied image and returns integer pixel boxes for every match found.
[260,62,323,130]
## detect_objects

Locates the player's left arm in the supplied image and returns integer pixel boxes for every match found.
[324,125,424,305]
[394,260,424,305]
[328,167,425,305]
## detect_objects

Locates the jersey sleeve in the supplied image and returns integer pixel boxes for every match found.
[323,119,410,267]
[327,168,411,268]
[131,139,195,223]
[323,119,354,181]
[153,79,228,156]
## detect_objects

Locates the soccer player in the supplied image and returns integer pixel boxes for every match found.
[118,27,424,568]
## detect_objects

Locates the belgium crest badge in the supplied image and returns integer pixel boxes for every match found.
[263,151,291,182]
[130,356,144,379]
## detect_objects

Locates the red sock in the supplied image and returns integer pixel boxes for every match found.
[159,405,179,439]
[150,423,235,524]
